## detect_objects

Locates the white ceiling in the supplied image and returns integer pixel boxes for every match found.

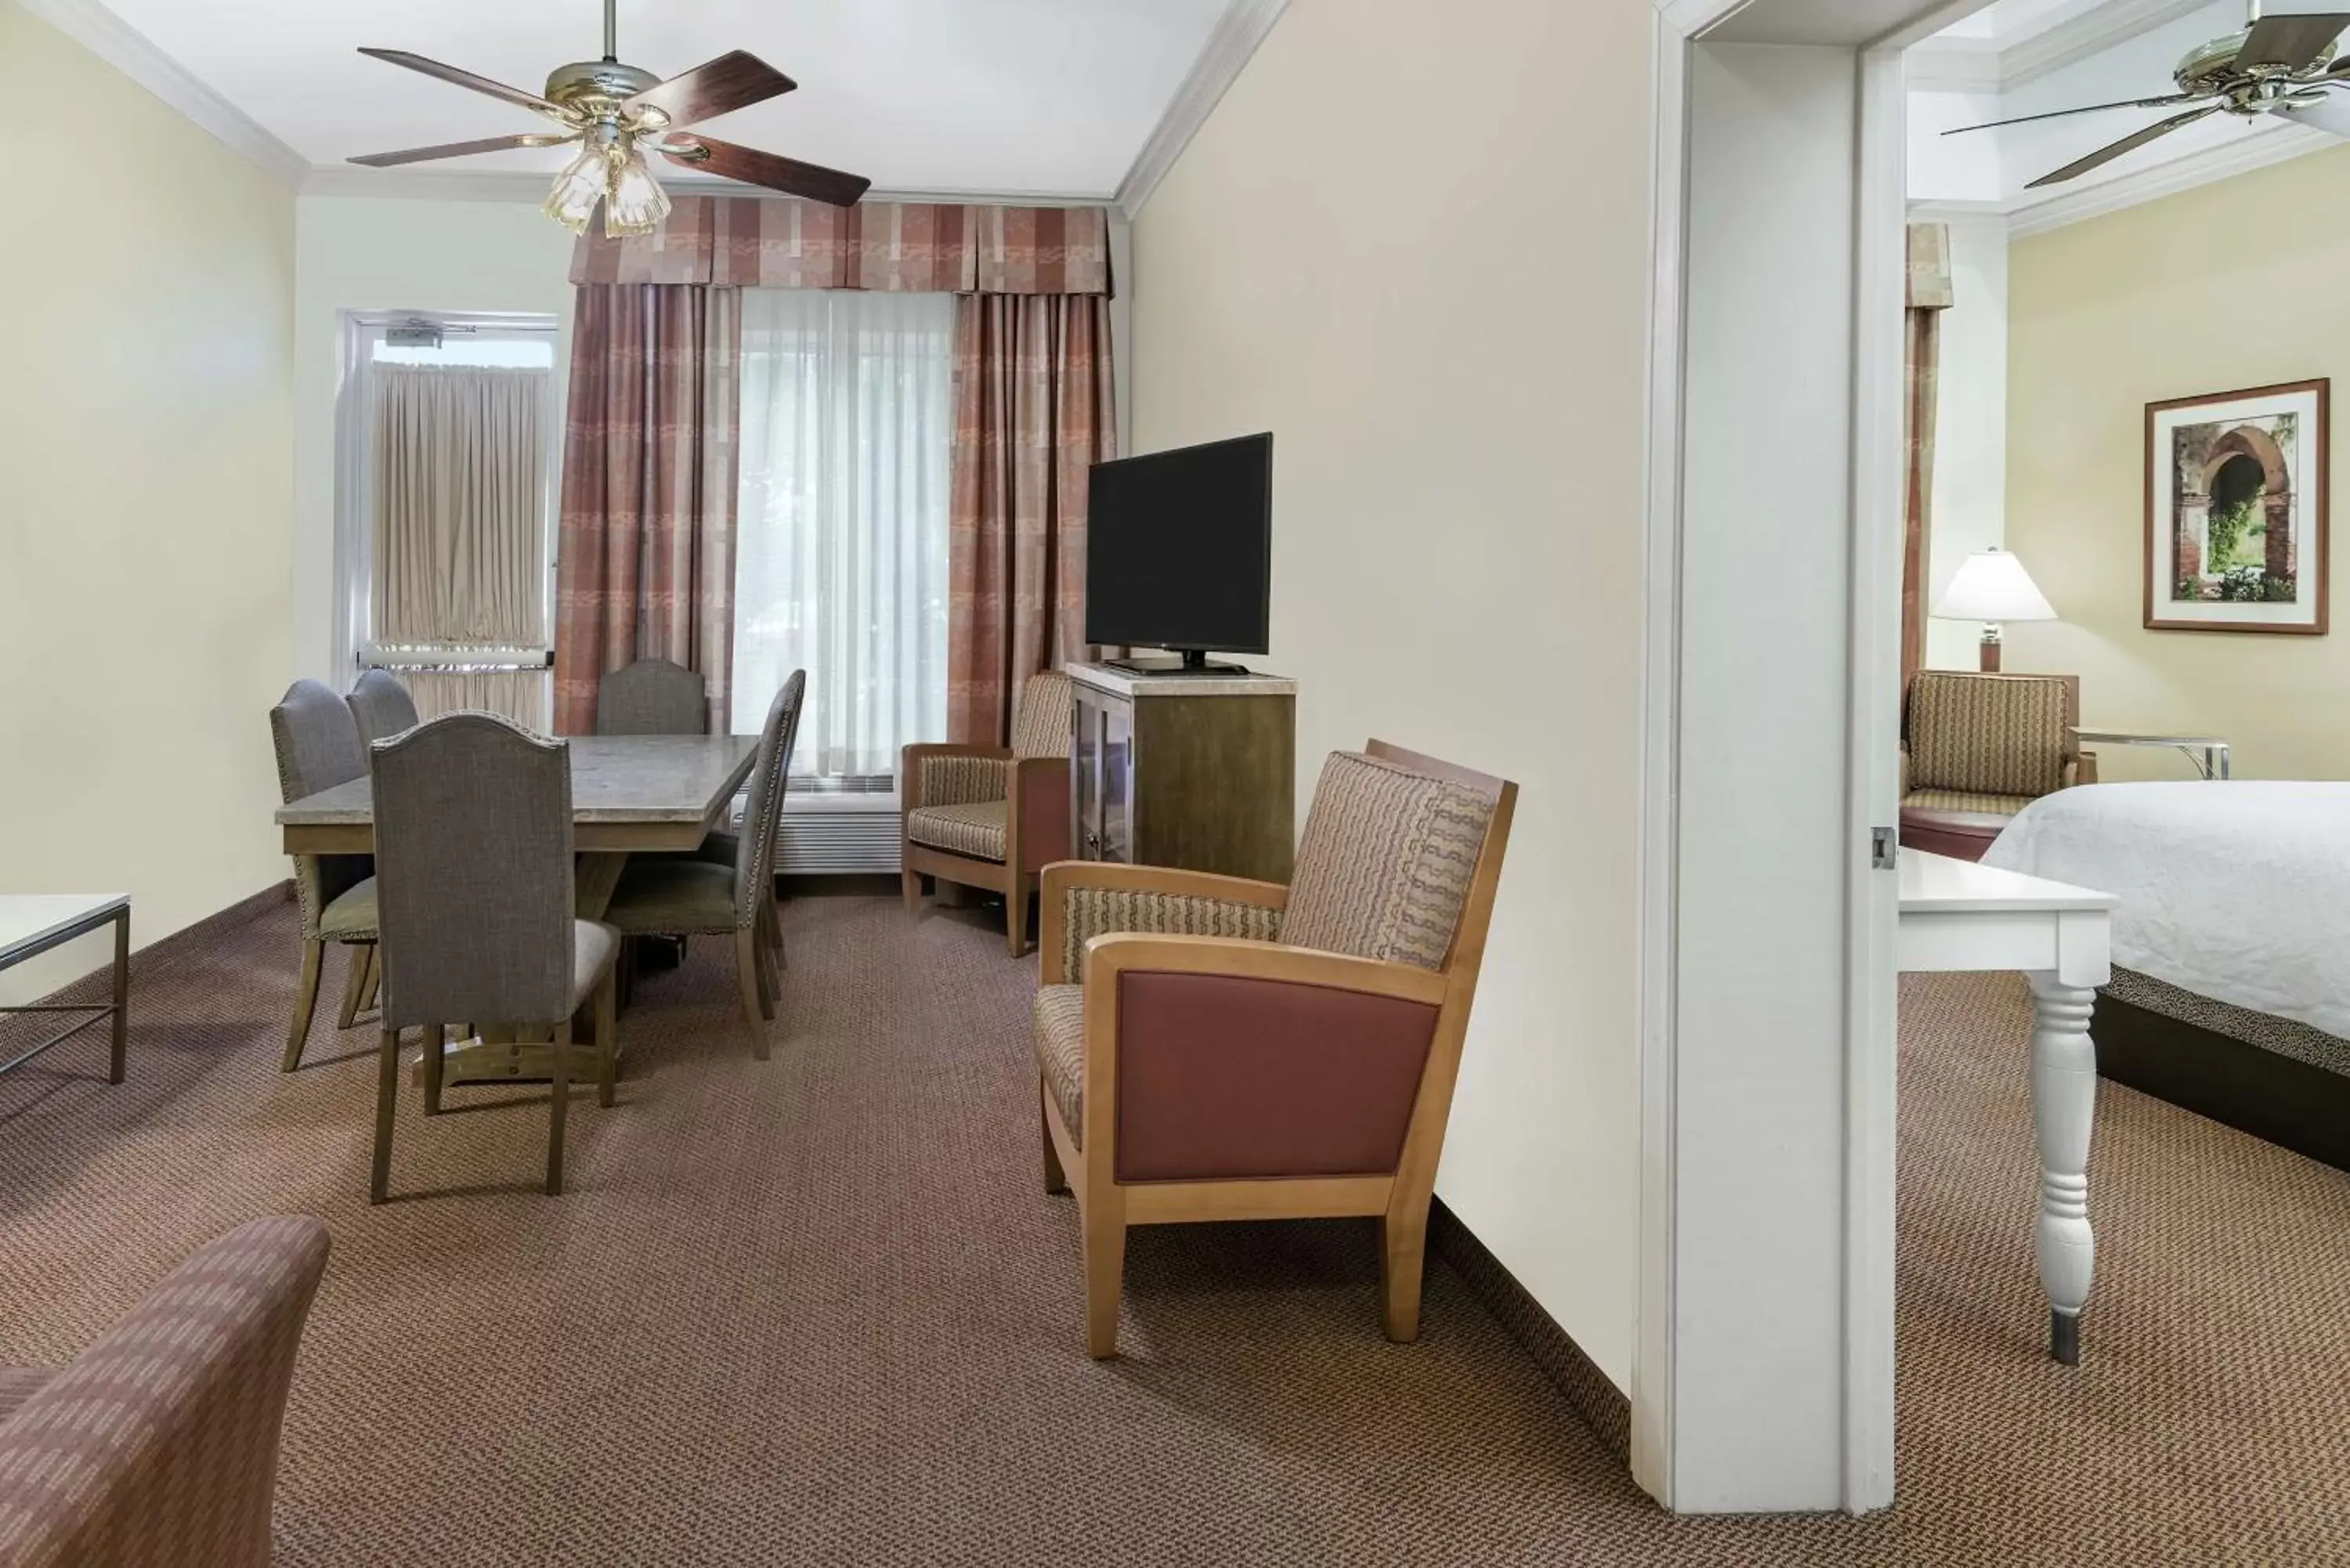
[89,0,1233,197]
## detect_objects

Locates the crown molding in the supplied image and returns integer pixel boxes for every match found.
[1115,0,1291,221]
[1906,0,2214,93]
[299,165,1114,208]
[20,0,308,186]
[2007,118,2334,233]
[1907,118,2336,236]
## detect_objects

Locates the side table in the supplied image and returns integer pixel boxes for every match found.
[0,895,131,1082]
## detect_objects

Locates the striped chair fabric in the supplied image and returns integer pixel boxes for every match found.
[1904,670,2070,801]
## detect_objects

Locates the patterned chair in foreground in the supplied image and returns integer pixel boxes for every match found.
[0,1216,330,1566]
[901,670,1075,957]
[1032,741,1517,1357]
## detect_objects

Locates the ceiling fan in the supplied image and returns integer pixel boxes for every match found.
[1944,1,2350,188]
[346,0,872,236]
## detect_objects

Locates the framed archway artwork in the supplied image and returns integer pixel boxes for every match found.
[2146,379,2329,634]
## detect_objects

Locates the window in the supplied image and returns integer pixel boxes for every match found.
[333,312,560,728]
[731,290,957,782]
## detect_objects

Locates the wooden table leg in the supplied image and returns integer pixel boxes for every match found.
[417,852,631,1091]
[2026,972,2098,1364]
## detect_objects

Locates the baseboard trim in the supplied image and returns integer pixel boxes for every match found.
[26,881,292,1007]
[1430,1196,1631,1460]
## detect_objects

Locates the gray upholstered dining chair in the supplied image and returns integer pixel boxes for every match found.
[367,713,622,1202]
[347,667,421,747]
[269,680,378,1071]
[600,671,804,1057]
[595,657,707,736]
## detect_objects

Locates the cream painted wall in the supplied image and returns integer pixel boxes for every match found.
[2006,143,2350,781]
[291,196,577,688]
[1130,0,1651,1386]
[1925,219,2008,670]
[0,2,295,1003]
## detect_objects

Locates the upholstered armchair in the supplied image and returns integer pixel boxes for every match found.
[0,1216,330,1567]
[901,670,1075,957]
[1901,670,2096,817]
[1032,742,1517,1358]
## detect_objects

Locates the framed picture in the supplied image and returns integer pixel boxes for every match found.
[2146,378,2329,634]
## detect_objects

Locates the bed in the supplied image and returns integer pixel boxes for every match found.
[1983,781,2350,1169]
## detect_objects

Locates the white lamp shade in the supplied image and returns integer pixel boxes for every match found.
[1932,548,2055,623]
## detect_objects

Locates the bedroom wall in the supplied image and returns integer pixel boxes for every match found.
[1925,219,2008,671]
[1130,0,1651,1387]
[0,1,296,1003]
[2006,143,2350,781]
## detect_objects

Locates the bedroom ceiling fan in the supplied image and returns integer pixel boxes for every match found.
[1944,1,2350,188]
[346,0,872,236]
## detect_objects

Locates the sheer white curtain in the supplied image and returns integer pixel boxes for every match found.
[732,289,956,779]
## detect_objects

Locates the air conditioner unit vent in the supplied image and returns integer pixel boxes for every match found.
[743,789,902,876]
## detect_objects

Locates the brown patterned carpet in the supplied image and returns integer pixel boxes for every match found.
[4,894,2349,1564]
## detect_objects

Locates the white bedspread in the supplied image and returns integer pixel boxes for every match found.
[1982,782,2350,1039]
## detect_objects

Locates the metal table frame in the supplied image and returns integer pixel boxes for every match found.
[2071,728,2230,781]
[1,898,130,1083]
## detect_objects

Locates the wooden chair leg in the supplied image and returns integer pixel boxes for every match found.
[334,945,369,1030]
[283,940,324,1073]
[421,1022,446,1115]
[734,927,772,1058]
[368,1025,400,1204]
[359,944,381,1014]
[1042,1085,1068,1195]
[1380,1196,1433,1343]
[595,970,618,1109]
[1083,1198,1128,1359]
[901,865,922,913]
[546,1019,573,1197]
[1007,874,1032,958]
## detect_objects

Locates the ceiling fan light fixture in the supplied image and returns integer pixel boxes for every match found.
[602,147,672,237]
[544,142,608,234]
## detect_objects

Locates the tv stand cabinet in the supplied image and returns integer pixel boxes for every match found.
[1067,662,1297,883]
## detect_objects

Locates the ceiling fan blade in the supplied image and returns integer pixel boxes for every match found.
[2276,88,2350,135]
[2025,105,2221,188]
[356,48,568,120]
[2237,13,2350,70]
[661,136,871,207]
[1941,91,2207,135]
[348,132,577,168]
[625,51,797,128]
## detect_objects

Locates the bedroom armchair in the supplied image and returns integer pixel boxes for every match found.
[1032,742,1517,1359]
[1901,669,2097,817]
[901,670,1074,957]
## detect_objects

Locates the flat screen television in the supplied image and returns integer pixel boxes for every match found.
[1085,432,1272,674]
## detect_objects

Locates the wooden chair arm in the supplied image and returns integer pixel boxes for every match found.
[1083,934,1448,1006]
[1039,864,1292,984]
[1007,756,1072,873]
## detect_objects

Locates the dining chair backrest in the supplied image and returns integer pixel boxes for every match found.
[268,680,366,805]
[732,670,807,927]
[596,659,707,736]
[370,713,575,1030]
[346,669,422,748]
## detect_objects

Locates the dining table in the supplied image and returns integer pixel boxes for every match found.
[275,733,761,1089]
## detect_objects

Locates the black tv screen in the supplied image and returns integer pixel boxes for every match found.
[1085,433,1272,655]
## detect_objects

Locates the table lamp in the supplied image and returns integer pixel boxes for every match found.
[1932,547,2055,672]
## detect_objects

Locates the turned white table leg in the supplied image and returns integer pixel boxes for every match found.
[2026,973,2098,1364]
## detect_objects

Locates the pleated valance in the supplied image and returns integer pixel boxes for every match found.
[1905,222,1953,312]
[569,196,1112,294]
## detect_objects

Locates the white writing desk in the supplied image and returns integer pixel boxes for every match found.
[1898,849,2117,1364]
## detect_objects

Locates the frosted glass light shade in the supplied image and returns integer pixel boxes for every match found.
[603,150,671,237]
[1933,548,2055,623]
[544,144,606,235]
